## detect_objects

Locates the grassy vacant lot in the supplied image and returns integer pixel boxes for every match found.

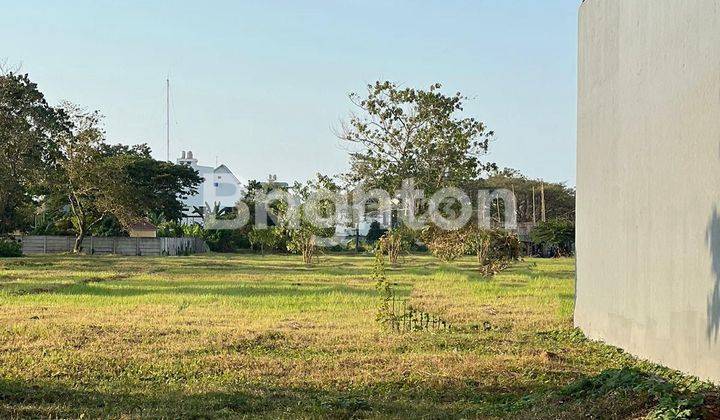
[0,254,717,418]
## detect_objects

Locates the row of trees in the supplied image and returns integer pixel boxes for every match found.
[187,81,575,265]
[0,70,202,251]
[337,81,574,263]
[182,81,569,267]
[2,73,574,262]
[339,81,574,218]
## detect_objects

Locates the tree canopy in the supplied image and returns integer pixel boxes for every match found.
[48,103,202,251]
[471,168,575,223]
[0,72,69,234]
[339,81,495,194]
[0,72,202,249]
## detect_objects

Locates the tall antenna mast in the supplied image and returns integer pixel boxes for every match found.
[166,77,170,162]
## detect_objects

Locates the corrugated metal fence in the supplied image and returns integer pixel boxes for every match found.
[18,236,208,256]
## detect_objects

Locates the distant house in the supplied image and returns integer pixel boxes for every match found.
[176,151,246,222]
[128,220,157,238]
[173,152,390,237]
[334,209,392,239]
[331,193,393,241]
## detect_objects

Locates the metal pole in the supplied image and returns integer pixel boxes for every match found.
[166,78,170,162]
[532,186,536,225]
[541,182,546,222]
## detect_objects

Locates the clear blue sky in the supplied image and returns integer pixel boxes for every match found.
[1,0,579,186]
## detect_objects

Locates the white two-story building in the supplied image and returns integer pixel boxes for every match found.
[176,151,245,221]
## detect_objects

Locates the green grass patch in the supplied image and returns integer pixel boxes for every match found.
[0,254,716,418]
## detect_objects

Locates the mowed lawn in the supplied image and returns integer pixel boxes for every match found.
[0,254,716,418]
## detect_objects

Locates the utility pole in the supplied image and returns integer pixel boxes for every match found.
[540,181,546,222]
[511,184,516,223]
[532,186,537,225]
[166,78,170,162]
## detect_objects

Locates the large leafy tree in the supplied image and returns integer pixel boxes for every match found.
[89,152,202,227]
[0,71,69,234]
[338,81,495,193]
[112,147,202,222]
[51,104,127,251]
[50,103,201,252]
[0,71,201,245]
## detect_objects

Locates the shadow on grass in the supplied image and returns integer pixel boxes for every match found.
[166,261,446,279]
[499,263,575,282]
[1,366,714,419]
[0,375,533,418]
[54,282,380,299]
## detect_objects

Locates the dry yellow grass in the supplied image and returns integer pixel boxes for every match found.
[0,254,714,418]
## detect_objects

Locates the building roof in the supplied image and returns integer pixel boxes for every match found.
[128,220,157,231]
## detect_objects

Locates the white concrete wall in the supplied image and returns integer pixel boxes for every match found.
[576,0,720,382]
[19,236,207,256]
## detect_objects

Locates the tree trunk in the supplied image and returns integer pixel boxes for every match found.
[302,236,315,265]
[355,226,360,253]
[68,193,86,254]
[74,228,85,253]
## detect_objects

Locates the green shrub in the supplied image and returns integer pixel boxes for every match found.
[248,226,285,255]
[157,221,185,238]
[182,223,205,238]
[365,221,387,244]
[423,226,521,275]
[90,216,125,237]
[204,228,251,253]
[422,226,466,262]
[0,240,22,257]
[328,244,346,253]
[530,219,575,256]
[287,226,319,265]
[378,227,412,266]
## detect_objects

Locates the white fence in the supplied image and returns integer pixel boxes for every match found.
[18,236,208,256]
